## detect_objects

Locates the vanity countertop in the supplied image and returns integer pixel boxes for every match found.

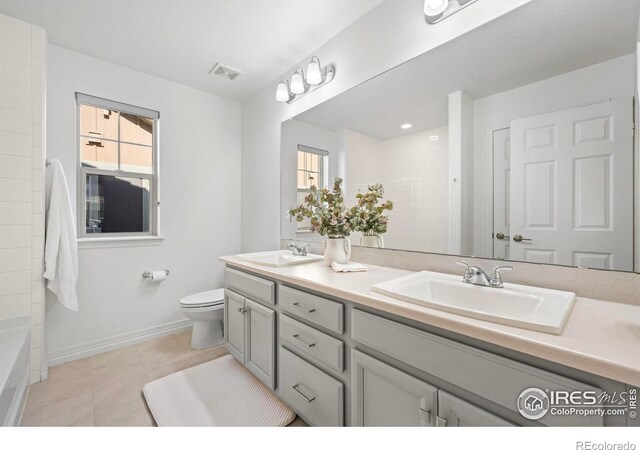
[220,255,640,386]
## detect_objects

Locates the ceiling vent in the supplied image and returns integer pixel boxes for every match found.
[209,63,243,81]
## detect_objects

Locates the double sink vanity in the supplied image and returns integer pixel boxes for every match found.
[221,250,640,427]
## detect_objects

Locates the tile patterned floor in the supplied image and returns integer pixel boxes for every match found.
[21,331,231,426]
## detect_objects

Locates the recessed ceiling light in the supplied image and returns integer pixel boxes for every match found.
[400,123,413,129]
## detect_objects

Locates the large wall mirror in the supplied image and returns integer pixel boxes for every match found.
[281,0,640,272]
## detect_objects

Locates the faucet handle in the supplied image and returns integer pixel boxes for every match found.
[491,265,512,286]
[456,260,471,270]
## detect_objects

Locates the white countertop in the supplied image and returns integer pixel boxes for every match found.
[221,255,640,386]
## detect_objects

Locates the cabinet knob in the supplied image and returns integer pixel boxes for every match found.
[238,307,247,314]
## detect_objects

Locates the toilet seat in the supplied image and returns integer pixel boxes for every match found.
[179,288,225,309]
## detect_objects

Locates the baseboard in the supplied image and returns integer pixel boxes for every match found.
[48,319,193,367]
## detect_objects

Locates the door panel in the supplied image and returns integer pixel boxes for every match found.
[492,128,511,259]
[351,350,437,427]
[438,391,514,427]
[224,290,245,362]
[245,299,276,389]
[509,101,633,270]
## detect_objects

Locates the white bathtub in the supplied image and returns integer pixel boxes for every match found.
[0,316,31,427]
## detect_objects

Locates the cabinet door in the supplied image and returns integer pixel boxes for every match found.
[245,299,276,389]
[352,350,437,426]
[437,391,515,427]
[224,290,245,362]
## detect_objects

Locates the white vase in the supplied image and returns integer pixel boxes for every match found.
[323,238,351,266]
[360,234,384,248]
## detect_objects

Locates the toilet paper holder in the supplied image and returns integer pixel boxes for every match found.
[142,269,170,279]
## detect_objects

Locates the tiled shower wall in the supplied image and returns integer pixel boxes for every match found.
[344,127,449,253]
[0,13,47,383]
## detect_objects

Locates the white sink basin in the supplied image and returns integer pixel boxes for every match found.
[372,271,576,334]
[238,250,323,267]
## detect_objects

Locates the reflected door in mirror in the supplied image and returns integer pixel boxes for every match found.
[508,101,633,271]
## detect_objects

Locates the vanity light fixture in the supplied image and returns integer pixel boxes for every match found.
[276,80,294,102]
[290,68,308,95]
[400,123,413,129]
[276,56,336,103]
[424,0,479,24]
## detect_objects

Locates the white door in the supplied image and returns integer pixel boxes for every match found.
[492,128,511,260]
[509,101,633,270]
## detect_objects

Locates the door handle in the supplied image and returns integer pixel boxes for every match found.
[292,384,316,403]
[512,234,532,243]
[495,232,510,240]
[292,302,316,313]
[292,333,316,348]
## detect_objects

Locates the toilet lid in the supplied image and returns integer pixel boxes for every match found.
[180,288,225,308]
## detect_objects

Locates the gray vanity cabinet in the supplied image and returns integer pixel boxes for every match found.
[245,299,276,388]
[437,392,515,427]
[224,288,276,389]
[224,289,245,361]
[352,349,437,426]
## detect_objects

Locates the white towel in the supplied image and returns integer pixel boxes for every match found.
[43,159,79,311]
[331,262,368,273]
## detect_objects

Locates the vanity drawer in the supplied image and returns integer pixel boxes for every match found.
[225,267,275,305]
[279,285,344,334]
[351,309,603,427]
[278,347,344,427]
[280,315,344,373]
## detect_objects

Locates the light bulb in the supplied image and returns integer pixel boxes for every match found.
[306,58,322,85]
[276,81,289,102]
[290,71,305,94]
[424,0,449,20]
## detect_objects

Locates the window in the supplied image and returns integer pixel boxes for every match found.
[76,93,159,238]
[296,145,328,232]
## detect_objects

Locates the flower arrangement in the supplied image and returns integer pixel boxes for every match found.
[349,183,394,236]
[289,178,352,238]
[290,179,394,240]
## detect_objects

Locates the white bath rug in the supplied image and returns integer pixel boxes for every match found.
[143,354,296,427]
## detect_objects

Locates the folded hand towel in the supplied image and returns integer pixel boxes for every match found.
[331,262,368,273]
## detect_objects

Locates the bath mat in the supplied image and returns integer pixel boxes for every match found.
[142,354,296,427]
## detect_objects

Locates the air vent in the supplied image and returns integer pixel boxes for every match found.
[209,62,243,81]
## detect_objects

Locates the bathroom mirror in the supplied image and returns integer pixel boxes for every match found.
[281,0,640,272]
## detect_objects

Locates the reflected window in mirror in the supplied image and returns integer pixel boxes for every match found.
[296,145,328,232]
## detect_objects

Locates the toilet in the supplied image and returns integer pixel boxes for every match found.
[179,288,225,349]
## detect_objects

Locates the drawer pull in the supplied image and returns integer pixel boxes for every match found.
[419,408,432,425]
[292,302,316,313]
[292,333,316,348]
[292,384,316,403]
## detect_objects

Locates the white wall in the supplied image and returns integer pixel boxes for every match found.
[45,45,241,363]
[344,127,449,252]
[0,13,46,383]
[241,0,532,252]
[472,53,636,257]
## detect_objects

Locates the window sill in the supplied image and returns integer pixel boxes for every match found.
[77,235,164,250]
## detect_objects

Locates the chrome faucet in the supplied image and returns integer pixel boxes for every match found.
[456,261,512,288]
[288,241,309,256]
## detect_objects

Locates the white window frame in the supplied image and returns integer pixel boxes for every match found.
[296,144,329,234]
[76,92,160,240]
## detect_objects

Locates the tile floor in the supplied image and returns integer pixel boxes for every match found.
[20,330,304,426]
